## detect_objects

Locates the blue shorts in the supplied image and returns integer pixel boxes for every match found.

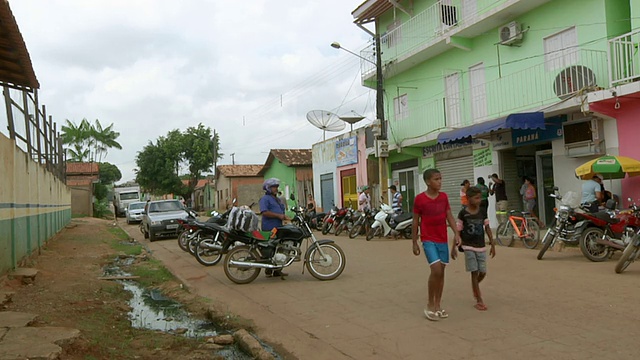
[422,241,449,265]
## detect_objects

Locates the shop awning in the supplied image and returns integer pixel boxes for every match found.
[437,112,545,143]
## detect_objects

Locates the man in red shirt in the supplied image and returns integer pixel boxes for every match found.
[412,169,461,321]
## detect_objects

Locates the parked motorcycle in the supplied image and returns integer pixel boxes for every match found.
[579,199,640,262]
[367,203,413,240]
[615,202,640,273]
[348,208,374,239]
[334,207,355,236]
[321,206,339,235]
[537,188,590,260]
[221,205,346,284]
[304,209,326,231]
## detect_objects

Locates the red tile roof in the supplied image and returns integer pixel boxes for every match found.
[268,149,312,166]
[217,165,264,177]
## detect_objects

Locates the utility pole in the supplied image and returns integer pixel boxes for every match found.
[375,33,389,204]
[231,153,235,165]
[212,130,217,210]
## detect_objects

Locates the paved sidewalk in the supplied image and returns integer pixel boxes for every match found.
[127,222,640,360]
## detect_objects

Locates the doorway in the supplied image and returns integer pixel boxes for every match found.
[392,167,418,212]
[320,173,334,212]
[536,150,555,226]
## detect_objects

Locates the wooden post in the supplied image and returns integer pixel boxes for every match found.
[34,90,42,164]
[22,90,32,157]
[3,86,15,140]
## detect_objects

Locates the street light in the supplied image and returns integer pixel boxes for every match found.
[331,39,389,203]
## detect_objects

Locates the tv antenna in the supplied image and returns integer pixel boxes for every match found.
[306,110,345,140]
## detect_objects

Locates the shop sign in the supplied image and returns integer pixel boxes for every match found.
[473,147,492,167]
[335,136,358,166]
[512,115,566,147]
[490,131,512,151]
[422,138,474,156]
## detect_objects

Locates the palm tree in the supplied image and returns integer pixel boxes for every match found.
[91,119,122,163]
[61,118,122,163]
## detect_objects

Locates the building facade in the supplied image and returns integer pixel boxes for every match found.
[259,149,313,213]
[350,0,633,225]
[215,165,264,211]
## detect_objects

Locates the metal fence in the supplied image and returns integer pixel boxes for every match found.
[1,84,65,181]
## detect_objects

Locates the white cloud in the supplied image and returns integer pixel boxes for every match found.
[8,0,374,182]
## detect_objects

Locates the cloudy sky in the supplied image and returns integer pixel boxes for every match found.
[9,1,374,182]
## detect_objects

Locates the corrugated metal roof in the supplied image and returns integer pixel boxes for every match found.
[269,149,312,166]
[0,0,39,89]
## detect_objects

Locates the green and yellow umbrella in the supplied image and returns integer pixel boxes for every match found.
[575,155,640,180]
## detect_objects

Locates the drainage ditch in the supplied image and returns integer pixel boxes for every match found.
[105,253,280,359]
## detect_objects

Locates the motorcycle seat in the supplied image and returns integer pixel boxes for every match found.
[593,211,620,224]
[394,212,413,223]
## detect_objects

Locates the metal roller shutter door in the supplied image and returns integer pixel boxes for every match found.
[501,151,522,212]
[436,156,474,209]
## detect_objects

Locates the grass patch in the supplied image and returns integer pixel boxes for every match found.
[130,259,175,287]
[108,226,130,241]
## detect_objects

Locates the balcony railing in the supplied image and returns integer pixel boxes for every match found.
[387,49,608,146]
[360,0,508,82]
[609,28,640,87]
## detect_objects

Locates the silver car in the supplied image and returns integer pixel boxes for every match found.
[141,199,190,241]
[125,201,146,224]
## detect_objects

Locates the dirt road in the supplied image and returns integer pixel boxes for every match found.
[123,219,640,360]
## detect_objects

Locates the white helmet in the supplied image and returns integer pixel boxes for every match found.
[262,178,280,192]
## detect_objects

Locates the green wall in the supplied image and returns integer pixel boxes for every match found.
[262,160,297,216]
[605,0,631,37]
[380,0,614,147]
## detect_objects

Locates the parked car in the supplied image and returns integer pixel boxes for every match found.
[125,201,146,224]
[141,199,191,241]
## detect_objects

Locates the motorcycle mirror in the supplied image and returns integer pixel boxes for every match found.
[290,194,296,201]
[232,198,237,205]
[553,186,559,191]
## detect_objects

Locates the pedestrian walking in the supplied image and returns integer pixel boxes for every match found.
[522,177,543,227]
[412,169,461,321]
[476,177,490,215]
[452,186,495,311]
[488,173,508,224]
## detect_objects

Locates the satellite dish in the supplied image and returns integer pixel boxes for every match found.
[306,110,345,140]
[339,111,365,132]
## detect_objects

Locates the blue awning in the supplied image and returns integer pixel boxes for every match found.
[437,112,545,143]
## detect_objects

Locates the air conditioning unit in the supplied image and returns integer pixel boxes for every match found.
[499,21,523,45]
[563,117,606,158]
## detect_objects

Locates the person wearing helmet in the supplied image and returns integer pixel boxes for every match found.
[259,178,288,277]
[358,185,371,212]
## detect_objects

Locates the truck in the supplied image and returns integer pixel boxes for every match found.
[113,186,141,217]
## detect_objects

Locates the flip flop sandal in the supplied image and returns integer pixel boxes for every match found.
[423,309,439,321]
[436,310,449,318]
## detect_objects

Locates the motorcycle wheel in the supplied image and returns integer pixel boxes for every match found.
[334,223,344,236]
[579,227,609,262]
[523,221,540,249]
[349,222,362,239]
[321,222,331,235]
[188,236,199,256]
[366,227,378,241]
[402,227,412,239]
[194,236,223,266]
[537,221,559,260]
[615,241,640,274]
[178,230,192,253]
[495,222,514,247]
[305,243,346,281]
[223,245,261,284]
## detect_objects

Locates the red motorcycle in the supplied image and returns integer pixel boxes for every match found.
[579,199,640,262]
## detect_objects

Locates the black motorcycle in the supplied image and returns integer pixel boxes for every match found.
[221,205,346,284]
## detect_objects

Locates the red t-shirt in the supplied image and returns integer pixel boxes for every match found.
[413,191,450,243]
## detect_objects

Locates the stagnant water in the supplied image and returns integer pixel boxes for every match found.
[104,253,280,359]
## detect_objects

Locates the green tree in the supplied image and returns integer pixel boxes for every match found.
[135,123,222,199]
[98,162,122,184]
[91,119,122,163]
